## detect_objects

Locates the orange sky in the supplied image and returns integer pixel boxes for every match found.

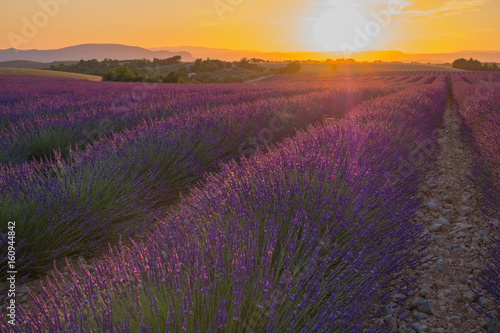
[1,0,499,53]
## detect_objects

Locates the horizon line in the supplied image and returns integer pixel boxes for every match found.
[2,43,500,55]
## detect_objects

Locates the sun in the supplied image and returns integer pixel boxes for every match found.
[313,1,368,52]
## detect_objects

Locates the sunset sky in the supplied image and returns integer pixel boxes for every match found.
[1,0,499,53]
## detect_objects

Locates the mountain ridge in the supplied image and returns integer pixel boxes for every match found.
[151,46,500,63]
[0,44,194,62]
[2,43,500,64]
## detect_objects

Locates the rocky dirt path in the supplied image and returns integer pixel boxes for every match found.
[391,92,500,332]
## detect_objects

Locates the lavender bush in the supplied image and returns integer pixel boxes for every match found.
[0,77,393,285]
[0,75,333,164]
[451,74,500,313]
[0,76,449,332]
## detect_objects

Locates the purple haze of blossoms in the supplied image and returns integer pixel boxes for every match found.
[451,73,500,315]
[0,74,450,332]
[0,74,396,288]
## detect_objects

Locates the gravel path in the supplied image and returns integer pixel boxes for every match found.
[391,93,500,332]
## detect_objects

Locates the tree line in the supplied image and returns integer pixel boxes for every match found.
[452,58,499,71]
[48,56,302,83]
[101,58,301,83]
[49,56,183,76]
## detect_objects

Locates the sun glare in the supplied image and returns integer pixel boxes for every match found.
[313,0,368,52]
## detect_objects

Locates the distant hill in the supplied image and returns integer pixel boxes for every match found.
[0,44,195,63]
[2,43,498,64]
[150,46,280,62]
[151,46,500,64]
[0,68,101,81]
[150,46,282,62]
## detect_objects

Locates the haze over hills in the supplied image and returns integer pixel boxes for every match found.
[152,46,500,64]
[1,43,499,65]
[0,44,194,63]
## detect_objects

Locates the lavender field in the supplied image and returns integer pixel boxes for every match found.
[1,71,499,332]
[451,73,500,317]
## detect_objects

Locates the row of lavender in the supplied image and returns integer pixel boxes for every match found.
[451,74,500,314]
[2,76,449,332]
[0,77,395,288]
[1,75,336,164]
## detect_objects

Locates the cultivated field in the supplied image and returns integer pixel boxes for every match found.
[0,68,102,81]
[0,69,499,332]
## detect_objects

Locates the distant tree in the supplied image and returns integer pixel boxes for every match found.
[54,57,182,76]
[274,61,301,74]
[163,71,180,83]
[234,58,265,71]
[190,58,230,73]
[116,65,136,81]
[249,58,265,63]
[485,62,499,71]
[102,70,114,81]
[152,55,182,67]
[102,65,137,82]
[452,58,468,69]
[452,57,497,71]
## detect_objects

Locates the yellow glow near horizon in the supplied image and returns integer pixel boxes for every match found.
[0,0,499,54]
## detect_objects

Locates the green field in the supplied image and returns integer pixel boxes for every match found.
[0,67,102,81]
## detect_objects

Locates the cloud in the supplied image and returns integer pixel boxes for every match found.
[397,0,486,23]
